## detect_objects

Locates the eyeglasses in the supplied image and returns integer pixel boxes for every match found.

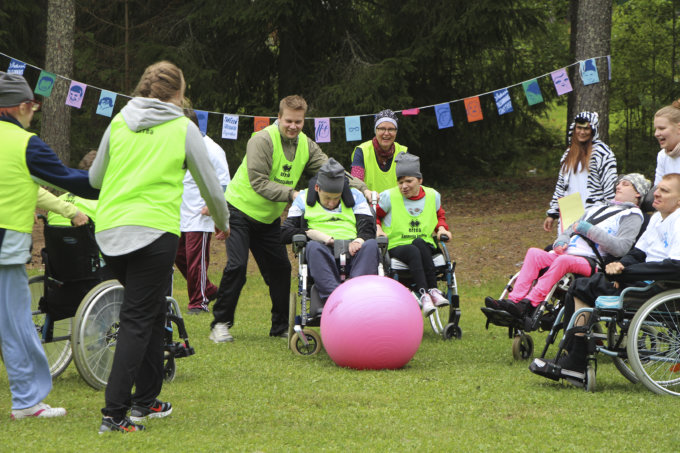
[376,127,397,134]
[23,99,42,112]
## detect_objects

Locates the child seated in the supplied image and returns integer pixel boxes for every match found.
[375,153,451,316]
[485,173,650,318]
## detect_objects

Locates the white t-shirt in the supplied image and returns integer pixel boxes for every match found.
[635,209,680,262]
[565,162,589,207]
[654,149,680,185]
[179,135,230,232]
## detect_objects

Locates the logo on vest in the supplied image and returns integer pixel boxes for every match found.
[274,164,294,185]
[137,128,154,135]
[409,219,421,232]
[281,164,292,177]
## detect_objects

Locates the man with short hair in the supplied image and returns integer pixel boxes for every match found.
[531,173,680,382]
[210,95,368,342]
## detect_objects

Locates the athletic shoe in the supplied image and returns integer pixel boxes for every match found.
[129,399,172,422]
[11,402,66,420]
[498,298,530,318]
[420,292,436,317]
[99,416,145,433]
[188,304,209,315]
[210,322,234,343]
[428,288,448,307]
[484,296,502,309]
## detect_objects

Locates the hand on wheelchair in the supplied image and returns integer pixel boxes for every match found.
[436,226,450,242]
[553,241,567,255]
[348,238,364,256]
[71,210,89,227]
[306,229,333,245]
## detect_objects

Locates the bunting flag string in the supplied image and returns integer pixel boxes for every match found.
[1,50,609,143]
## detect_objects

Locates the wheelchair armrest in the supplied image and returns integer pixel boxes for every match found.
[376,235,388,250]
[439,235,450,243]
[292,234,308,253]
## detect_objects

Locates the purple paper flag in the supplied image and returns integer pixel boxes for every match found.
[65,81,86,108]
[315,118,331,143]
[551,69,573,96]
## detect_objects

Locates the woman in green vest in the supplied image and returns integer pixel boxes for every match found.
[350,109,407,200]
[375,153,451,317]
[89,61,229,434]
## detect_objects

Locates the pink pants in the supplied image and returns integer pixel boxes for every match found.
[507,248,593,306]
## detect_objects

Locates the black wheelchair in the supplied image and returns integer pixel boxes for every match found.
[31,218,194,389]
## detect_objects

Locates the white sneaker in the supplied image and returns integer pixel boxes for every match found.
[420,293,436,317]
[11,402,66,420]
[209,322,234,343]
[428,288,448,307]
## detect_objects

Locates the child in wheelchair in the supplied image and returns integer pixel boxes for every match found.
[531,173,680,384]
[485,173,650,323]
[281,158,379,306]
[375,153,452,317]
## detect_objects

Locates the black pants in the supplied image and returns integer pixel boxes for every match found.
[101,233,178,419]
[212,205,291,336]
[389,238,437,292]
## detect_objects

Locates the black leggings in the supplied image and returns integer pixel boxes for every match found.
[389,238,437,293]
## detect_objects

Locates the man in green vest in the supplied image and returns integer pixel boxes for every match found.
[210,95,368,342]
[281,158,379,303]
[350,109,407,200]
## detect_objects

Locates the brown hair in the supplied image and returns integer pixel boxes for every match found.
[78,150,97,170]
[662,172,680,191]
[132,61,185,105]
[0,105,19,118]
[655,99,680,123]
[561,123,593,174]
[278,95,307,115]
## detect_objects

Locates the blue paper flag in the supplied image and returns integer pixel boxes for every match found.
[195,110,208,135]
[580,58,600,85]
[7,59,26,75]
[493,89,513,115]
[434,103,453,129]
[96,91,116,117]
[345,116,362,141]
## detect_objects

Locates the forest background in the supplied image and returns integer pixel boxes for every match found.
[0,0,678,184]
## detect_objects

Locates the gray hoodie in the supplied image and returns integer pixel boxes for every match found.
[89,97,229,256]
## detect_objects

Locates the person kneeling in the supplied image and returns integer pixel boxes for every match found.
[486,173,650,319]
[281,158,379,304]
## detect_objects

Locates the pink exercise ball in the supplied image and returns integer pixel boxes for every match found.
[320,275,423,370]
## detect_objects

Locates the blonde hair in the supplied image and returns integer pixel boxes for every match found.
[655,99,680,123]
[279,95,307,115]
[132,61,185,104]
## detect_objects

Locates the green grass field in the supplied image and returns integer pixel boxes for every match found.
[2,266,679,452]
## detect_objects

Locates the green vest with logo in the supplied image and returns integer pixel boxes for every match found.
[384,186,437,250]
[303,189,357,240]
[353,141,407,193]
[226,124,309,223]
[47,193,98,226]
[95,114,188,236]
[0,121,38,233]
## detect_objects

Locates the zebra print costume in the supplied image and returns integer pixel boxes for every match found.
[546,111,618,218]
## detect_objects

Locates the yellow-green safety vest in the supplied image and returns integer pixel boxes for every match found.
[47,193,98,226]
[303,189,356,240]
[0,121,38,233]
[383,186,437,250]
[352,141,407,193]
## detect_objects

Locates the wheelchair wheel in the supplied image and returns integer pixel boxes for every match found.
[605,320,639,384]
[29,275,73,378]
[290,329,322,356]
[512,333,534,360]
[163,353,176,381]
[288,293,297,350]
[444,323,462,340]
[585,363,597,393]
[627,291,680,396]
[71,280,123,390]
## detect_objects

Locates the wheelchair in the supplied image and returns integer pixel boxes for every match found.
[535,280,680,395]
[385,236,462,340]
[31,218,194,389]
[287,234,389,355]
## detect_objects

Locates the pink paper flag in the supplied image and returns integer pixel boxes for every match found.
[402,108,420,116]
[551,68,573,96]
[65,81,86,108]
[315,117,331,143]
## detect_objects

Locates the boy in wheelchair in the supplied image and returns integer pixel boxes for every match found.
[485,173,650,321]
[375,153,452,316]
[281,158,380,305]
[531,173,680,382]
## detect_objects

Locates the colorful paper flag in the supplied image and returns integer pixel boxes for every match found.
[7,59,26,75]
[34,70,56,97]
[580,58,600,85]
[464,97,483,123]
[345,116,362,141]
[254,116,269,133]
[402,108,420,116]
[494,89,513,115]
[434,103,453,129]
[551,68,573,96]
[96,90,116,117]
[65,81,86,108]
[195,110,208,135]
[222,114,239,140]
[315,118,331,143]
[522,79,543,106]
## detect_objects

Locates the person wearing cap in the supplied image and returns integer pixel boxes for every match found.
[0,71,98,420]
[211,95,367,343]
[281,158,379,302]
[531,173,680,382]
[487,173,650,318]
[375,153,451,316]
[544,111,617,233]
[350,109,408,200]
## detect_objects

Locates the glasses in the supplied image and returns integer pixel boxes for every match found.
[376,127,397,134]
[23,99,42,112]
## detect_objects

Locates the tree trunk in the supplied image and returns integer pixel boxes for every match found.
[569,0,612,145]
[41,0,76,165]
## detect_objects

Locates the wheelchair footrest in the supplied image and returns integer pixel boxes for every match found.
[529,357,586,383]
[168,341,195,358]
[481,307,521,329]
